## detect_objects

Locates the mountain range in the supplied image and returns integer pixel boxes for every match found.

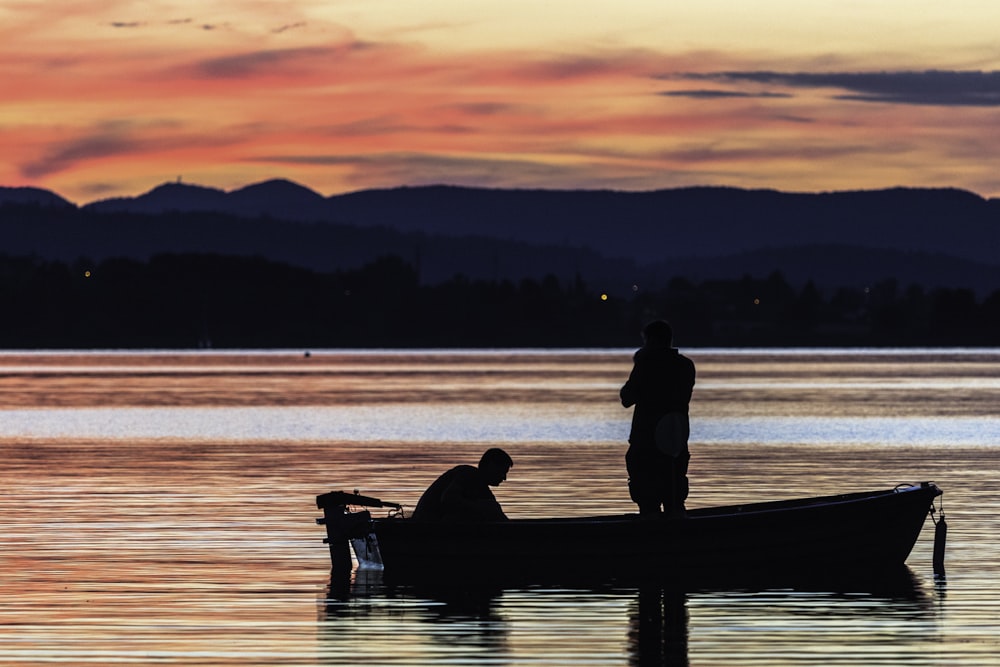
[2,179,998,295]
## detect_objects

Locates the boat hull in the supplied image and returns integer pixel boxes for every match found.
[319,483,943,585]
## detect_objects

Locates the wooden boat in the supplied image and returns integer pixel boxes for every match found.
[316,482,945,585]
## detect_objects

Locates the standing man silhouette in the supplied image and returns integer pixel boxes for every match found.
[620,320,696,517]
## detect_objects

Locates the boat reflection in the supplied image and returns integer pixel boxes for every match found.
[319,569,508,661]
[626,568,934,667]
[319,566,934,665]
[630,586,689,666]
[323,567,505,619]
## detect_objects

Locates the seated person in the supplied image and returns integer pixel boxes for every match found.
[411,448,513,521]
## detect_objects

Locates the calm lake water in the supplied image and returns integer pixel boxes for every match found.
[1,348,999,665]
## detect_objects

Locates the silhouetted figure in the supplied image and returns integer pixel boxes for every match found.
[621,320,696,517]
[412,448,513,521]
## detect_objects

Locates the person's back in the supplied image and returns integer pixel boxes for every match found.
[620,320,696,516]
[621,344,696,451]
[411,449,512,521]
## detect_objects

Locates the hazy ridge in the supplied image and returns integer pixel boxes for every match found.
[2,180,998,294]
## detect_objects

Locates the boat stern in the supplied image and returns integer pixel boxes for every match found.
[316,491,400,575]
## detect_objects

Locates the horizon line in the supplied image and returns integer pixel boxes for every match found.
[1,178,991,208]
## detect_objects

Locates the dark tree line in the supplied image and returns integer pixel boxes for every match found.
[0,253,997,348]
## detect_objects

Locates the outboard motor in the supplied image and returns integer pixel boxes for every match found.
[316,491,401,578]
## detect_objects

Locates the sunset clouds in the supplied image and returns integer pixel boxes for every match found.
[5,1,1000,201]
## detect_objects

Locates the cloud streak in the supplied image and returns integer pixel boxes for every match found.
[660,90,792,100]
[674,70,1000,106]
[18,121,241,180]
[191,46,350,78]
[247,150,661,192]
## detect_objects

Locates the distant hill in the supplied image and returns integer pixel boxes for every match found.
[88,179,330,221]
[2,180,998,295]
[0,186,74,209]
[335,186,1000,278]
[82,181,1000,266]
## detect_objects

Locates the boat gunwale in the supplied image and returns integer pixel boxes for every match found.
[371,482,941,527]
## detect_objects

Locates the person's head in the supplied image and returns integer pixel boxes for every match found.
[642,319,673,348]
[478,447,513,486]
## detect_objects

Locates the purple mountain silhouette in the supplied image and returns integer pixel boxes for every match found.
[87,181,230,214]
[3,179,998,293]
[0,186,74,209]
[79,181,1000,268]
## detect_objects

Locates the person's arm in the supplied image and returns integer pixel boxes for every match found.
[440,470,506,519]
[620,353,644,407]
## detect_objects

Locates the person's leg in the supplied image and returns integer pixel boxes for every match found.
[626,447,662,515]
[669,451,691,516]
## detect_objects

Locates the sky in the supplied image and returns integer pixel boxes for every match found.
[5,0,1000,203]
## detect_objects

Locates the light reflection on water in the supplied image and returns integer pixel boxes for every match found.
[1,406,998,446]
[1,349,999,665]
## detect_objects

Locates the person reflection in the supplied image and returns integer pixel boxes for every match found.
[412,448,513,521]
[621,320,696,517]
[628,586,689,667]
[319,573,509,662]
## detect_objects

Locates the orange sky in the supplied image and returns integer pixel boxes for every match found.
[5,1,1000,203]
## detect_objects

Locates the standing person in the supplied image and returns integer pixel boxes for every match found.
[620,320,696,517]
[411,447,513,521]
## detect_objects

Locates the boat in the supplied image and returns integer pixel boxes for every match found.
[316,482,945,585]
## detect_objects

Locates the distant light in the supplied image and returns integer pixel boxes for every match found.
[600,293,609,301]
[753,298,760,305]
[631,284,639,292]
[84,270,92,278]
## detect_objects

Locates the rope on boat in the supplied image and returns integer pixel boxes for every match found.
[930,490,947,579]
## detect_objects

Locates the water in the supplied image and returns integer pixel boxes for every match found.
[1,349,999,665]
